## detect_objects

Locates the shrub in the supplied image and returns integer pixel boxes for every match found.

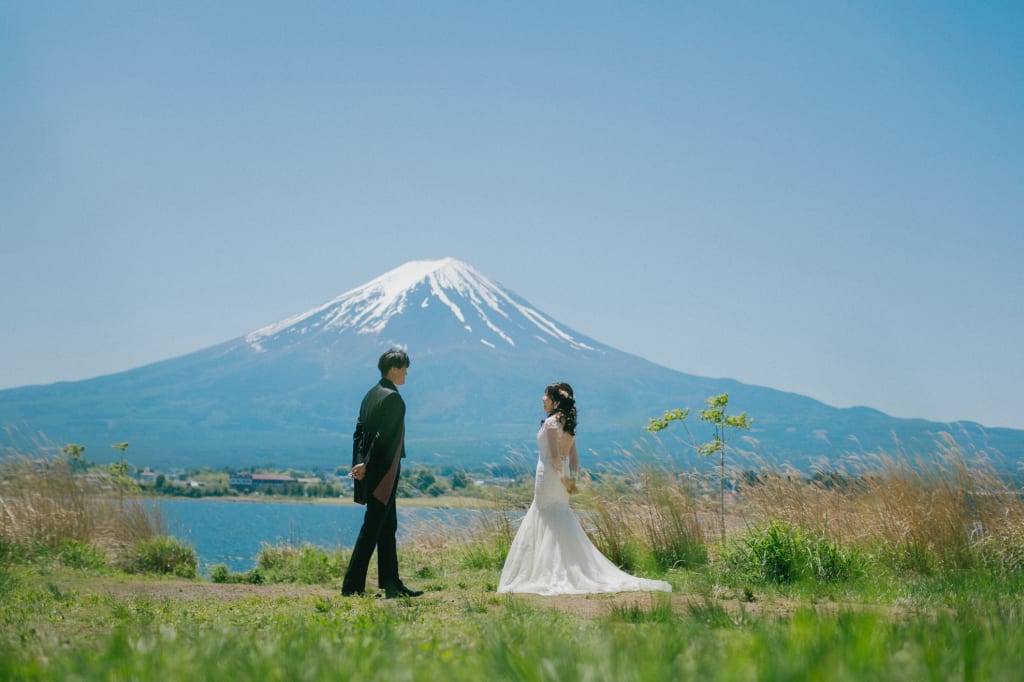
[209,563,265,584]
[209,564,230,583]
[256,542,345,584]
[244,567,266,584]
[125,535,197,578]
[58,540,108,570]
[725,520,865,585]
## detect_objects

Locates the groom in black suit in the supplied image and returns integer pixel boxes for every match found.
[342,348,423,599]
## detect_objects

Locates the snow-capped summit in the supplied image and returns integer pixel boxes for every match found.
[246,257,601,354]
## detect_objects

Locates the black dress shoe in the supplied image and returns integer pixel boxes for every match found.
[341,588,365,597]
[384,585,424,599]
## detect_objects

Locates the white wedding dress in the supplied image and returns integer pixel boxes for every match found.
[497,416,672,595]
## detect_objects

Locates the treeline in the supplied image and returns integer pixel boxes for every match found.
[65,458,517,501]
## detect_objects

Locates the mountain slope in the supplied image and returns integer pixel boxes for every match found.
[1,258,1020,473]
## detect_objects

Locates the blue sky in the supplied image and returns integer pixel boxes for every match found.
[2,2,1022,428]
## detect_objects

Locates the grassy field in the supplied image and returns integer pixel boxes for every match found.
[3,444,1024,681]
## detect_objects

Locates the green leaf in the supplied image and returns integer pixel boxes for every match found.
[643,408,689,432]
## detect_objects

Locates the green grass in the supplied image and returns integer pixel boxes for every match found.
[4,555,1024,681]
[124,535,198,578]
[56,540,109,571]
[722,520,868,585]
[255,542,348,584]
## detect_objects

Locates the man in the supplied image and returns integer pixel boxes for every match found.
[341,348,423,599]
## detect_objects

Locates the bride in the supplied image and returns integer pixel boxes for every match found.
[497,382,672,595]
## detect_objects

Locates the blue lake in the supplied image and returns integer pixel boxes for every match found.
[151,498,480,575]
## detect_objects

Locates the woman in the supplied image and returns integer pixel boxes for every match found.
[497,382,671,595]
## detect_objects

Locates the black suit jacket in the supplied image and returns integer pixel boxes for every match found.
[351,378,406,504]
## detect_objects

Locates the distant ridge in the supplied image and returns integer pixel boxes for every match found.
[1,258,1021,473]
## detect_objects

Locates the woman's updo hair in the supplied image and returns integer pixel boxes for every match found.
[545,381,578,436]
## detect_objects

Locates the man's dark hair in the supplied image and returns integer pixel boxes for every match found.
[378,349,411,376]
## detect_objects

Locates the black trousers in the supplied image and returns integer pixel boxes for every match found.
[342,490,401,593]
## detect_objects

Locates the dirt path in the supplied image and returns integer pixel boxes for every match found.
[68,575,879,621]
[79,576,340,603]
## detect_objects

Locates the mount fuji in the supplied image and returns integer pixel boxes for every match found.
[2,258,1021,472]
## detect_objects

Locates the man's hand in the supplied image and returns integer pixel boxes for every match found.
[350,463,366,480]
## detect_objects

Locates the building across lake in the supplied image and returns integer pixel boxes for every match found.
[229,473,293,489]
[227,473,327,489]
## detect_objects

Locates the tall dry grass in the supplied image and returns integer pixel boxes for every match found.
[740,435,1024,573]
[583,464,708,570]
[451,435,1023,581]
[0,454,160,563]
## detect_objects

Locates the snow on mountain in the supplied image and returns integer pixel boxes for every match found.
[245,257,601,354]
